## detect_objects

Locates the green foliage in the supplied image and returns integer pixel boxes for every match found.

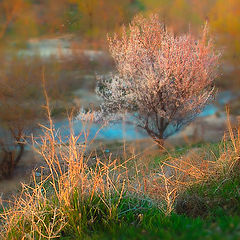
[3,137,240,239]
[179,175,240,218]
[77,209,240,240]
[64,4,82,33]
[5,178,240,240]
[152,141,223,167]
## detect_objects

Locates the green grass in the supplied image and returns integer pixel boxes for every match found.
[5,185,240,240]
[151,141,224,167]
[68,141,240,239]
[177,174,240,218]
[59,199,240,240]
[81,140,240,240]
[72,182,240,240]
[2,139,240,239]
[86,212,240,240]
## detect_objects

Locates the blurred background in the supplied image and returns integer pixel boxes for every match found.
[0,0,240,189]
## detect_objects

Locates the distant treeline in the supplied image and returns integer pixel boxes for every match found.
[0,0,240,71]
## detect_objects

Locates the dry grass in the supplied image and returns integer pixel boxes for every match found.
[0,90,149,239]
[144,107,240,215]
[1,103,240,238]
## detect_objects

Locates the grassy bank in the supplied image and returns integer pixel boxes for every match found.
[1,113,240,239]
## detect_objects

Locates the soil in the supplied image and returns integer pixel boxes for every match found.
[0,149,42,203]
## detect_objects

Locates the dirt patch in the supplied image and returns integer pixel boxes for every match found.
[0,149,43,202]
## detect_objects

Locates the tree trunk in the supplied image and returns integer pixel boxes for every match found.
[14,142,25,167]
[154,138,165,150]
[0,142,25,179]
[144,126,165,150]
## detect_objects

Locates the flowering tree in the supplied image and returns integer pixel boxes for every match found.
[81,14,220,146]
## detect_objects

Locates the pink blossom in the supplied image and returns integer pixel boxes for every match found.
[83,14,220,146]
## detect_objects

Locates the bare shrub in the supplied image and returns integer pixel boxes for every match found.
[0,56,74,179]
[0,57,44,179]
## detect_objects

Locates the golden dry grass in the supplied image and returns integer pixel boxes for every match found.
[1,104,239,238]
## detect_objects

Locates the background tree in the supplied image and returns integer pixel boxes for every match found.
[210,0,240,61]
[67,0,142,48]
[209,0,240,87]
[93,14,219,146]
[0,0,26,39]
[0,0,39,47]
[0,57,42,179]
[0,56,67,179]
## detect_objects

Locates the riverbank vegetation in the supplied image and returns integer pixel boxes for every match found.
[0,1,239,72]
[1,106,240,239]
[0,1,239,239]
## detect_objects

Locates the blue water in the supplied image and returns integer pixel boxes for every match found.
[52,118,146,142]
[47,91,238,142]
[199,90,238,117]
